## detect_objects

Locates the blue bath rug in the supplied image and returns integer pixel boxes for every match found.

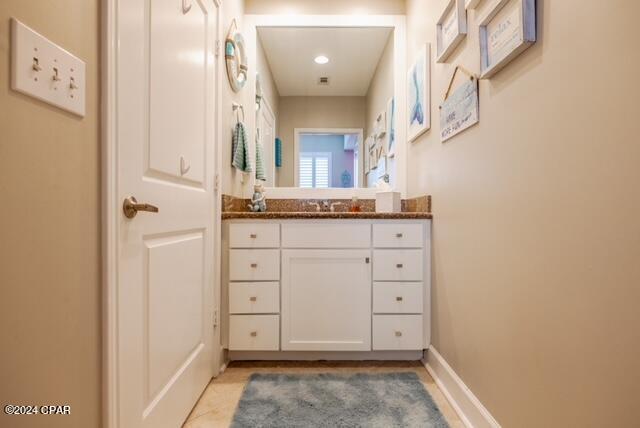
[230,372,450,428]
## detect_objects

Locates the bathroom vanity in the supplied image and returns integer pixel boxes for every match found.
[221,214,431,360]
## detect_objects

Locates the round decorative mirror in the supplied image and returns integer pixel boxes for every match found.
[225,23,248,92]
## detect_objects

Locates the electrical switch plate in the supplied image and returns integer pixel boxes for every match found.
[10,18,86,117]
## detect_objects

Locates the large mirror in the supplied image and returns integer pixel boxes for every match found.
[253,26,398,190]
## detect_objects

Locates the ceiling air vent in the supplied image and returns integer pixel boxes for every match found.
[318,77,330,86]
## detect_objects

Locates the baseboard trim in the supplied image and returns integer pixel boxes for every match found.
[423,346,501,428]
[228,350,424,361]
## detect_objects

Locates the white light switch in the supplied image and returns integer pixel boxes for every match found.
[11,18,86,117]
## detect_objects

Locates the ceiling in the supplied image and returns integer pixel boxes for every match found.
[258,27,393,97]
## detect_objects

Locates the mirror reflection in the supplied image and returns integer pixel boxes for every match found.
[255,26,395,189]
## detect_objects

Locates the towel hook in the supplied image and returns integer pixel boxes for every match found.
[232,102,245,123]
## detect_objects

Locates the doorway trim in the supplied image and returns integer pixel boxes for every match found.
[293,128,364,188]
[101,1,223,427]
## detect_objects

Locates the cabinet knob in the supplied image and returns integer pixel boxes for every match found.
[250,331,257,337]
[396,263,404,268]
[249,296,257,302]
[250,263,258,268]
[395,331,403,337]
[396,233,403,238]
[250,234,257,239]
[396,296,403,302]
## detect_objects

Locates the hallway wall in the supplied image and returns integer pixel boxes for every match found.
[0,1,101,427]
[405,0,640,426]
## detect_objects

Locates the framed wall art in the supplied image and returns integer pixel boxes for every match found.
[407,44,431,142]
[436,0,467,63]
[479,0,536,79]
[386,97,396,157]
[439,66,479,142]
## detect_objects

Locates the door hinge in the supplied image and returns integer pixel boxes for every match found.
[215,39,221,58]
[213,309,218,328]
[214,173,220,191]
[365,257,370,264]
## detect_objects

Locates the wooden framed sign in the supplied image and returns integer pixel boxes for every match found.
[436,0,467,63]
[479,0,536,79]
[439,66,479,142]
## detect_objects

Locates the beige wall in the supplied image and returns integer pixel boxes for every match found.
[406,0,640,426]
[277,96,366,187]
[245,0,405,15]
[221,0,248,197]
[256,36,279,122]
[0,1,101,428]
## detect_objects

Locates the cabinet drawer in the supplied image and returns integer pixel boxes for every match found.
[373,223,423,248]
[281,223,370,248]
[373,282,423,314]
[229,315,279,351]
[229,250,280,281]
[373,250,423,281]
[373,315,423,350]
[229,223,280,248]
[229,282,280,314]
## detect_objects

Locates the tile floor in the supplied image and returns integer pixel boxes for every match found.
[183,361,463,427]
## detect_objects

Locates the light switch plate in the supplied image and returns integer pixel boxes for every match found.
[11,18,86,117]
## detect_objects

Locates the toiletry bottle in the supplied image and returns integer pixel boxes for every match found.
[350,196,361,213]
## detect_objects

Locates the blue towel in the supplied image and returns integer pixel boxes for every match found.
[275,137,282,167]
[232,122,252,173]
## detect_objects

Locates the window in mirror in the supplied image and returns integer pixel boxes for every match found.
[298,133,360,188]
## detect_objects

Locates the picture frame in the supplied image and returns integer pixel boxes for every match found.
[369,147,378,170]
[436,0,467,63]
[479,0,536,79]
[386,97,396,157]
[374,111,387,138]
[363,136,372,173]
[407,44,431,142]
[439,66,479,142]
[465,0,482,9]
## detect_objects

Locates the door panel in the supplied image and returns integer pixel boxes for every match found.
[149,0,208,184]
[281,249,371,351]
[117,0,219,427]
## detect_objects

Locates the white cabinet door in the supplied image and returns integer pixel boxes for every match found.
[281,249,372,351]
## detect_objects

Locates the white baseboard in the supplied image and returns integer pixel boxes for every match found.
[423,346,501,428]
[228,350,424,361]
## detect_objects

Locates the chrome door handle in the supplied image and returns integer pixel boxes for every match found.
[123,196,159,219]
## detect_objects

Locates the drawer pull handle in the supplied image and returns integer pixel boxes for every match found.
[396,296,403,302]
[250,331,257,337]
[249,296,257,302]
[396,263,404,268]
[396,233,403,238]
[395,331,403,337]
[250,234,257,239]
[250,263,258,268]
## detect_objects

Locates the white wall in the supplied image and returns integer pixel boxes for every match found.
[406,0,640,426]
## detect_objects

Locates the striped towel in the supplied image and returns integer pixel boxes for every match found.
[232,122,252,173]
[255,131,266,181]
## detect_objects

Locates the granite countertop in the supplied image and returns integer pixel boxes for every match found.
[222,211,432,220]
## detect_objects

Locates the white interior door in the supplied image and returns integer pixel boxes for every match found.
[258,99,276,187]
[116,0,218,427]
[281,249,372,351]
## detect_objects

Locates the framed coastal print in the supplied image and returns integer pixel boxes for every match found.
[465,0,482,9]
[407,44,430,142]
[439,66,479,142]
[386,97,396,157]
[436,0,467,63]
[479,0,536,79]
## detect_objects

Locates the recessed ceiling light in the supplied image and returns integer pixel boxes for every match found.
[314,55,329,65]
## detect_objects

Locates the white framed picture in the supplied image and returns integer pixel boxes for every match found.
[407,44,431,142]
[374,111,386,138]
[363,136,372,173]
[479,0,536,79]
[436,0,467,63]
[386,97,396,157]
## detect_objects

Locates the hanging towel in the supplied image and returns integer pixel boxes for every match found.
[232,122,252,173]
[275,137,282,167]
[255,129,266,181]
